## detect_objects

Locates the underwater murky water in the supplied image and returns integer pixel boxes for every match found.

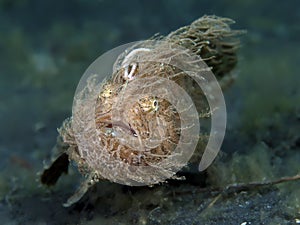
[0,0,299,224]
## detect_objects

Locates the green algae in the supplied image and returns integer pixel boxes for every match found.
[208,142,275,186]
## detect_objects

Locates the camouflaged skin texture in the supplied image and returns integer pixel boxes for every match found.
[41,15,244,207]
